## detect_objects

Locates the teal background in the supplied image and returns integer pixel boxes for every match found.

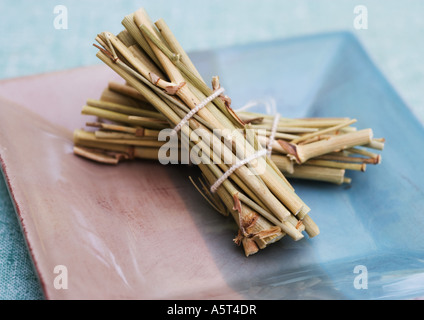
[0,0,423,300]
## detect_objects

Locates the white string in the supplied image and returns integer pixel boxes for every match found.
[210,98,280,193]
[235,97,277,115]
[210,149,267,193]
[171,87,225,136]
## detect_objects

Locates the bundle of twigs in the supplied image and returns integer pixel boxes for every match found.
[75,80,384,185]
[73,8,383,256]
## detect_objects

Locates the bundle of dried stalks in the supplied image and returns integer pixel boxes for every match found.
[73,8,383,256]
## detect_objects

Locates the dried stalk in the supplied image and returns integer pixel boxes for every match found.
[284,165,347,185]
[280,129,373,164]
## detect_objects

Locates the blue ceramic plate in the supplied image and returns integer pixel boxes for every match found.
[189,31,424,300]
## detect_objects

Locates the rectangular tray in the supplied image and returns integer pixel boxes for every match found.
[1,32,423,299]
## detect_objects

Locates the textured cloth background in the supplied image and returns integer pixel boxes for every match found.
[0,177,44,299]
[0,0,423,299]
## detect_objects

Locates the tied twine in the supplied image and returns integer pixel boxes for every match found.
[171,87,225,136]
[209,148,268,193]
[170,88,280,194]
[210,98,280,193]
